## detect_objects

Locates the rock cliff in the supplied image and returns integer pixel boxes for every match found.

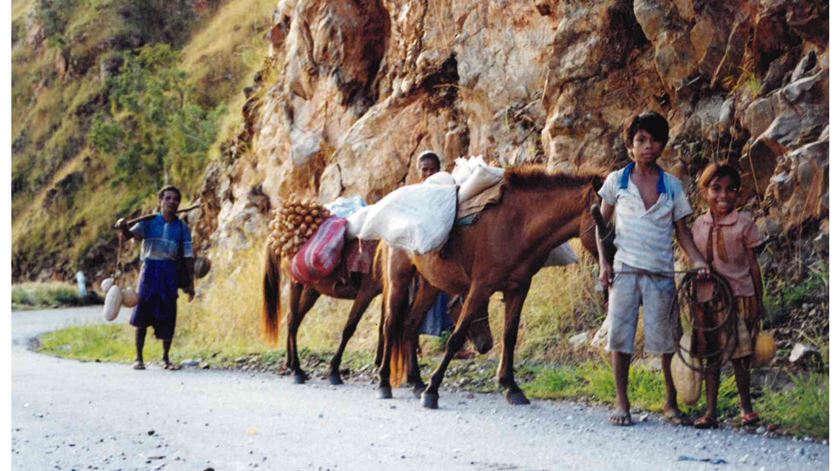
[195,0,828,274]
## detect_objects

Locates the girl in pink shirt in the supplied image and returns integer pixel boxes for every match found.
[691,163,765,429]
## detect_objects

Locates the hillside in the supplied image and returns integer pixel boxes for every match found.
[11,0,276,281]
[12,1,829,356]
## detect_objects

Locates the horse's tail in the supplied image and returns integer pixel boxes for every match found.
[262,244,282,345]
[389,335,411,388]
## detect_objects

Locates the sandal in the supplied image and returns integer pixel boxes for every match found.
[163,362,182,371]
[132,361,146,370]
[609,410,634,426]
[693,415,719,429]
[663,409,691,426]
[741,411,760,426]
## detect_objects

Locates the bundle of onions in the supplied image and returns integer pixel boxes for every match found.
[267,199,331,257]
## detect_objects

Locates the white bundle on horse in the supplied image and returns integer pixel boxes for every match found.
[543,242,578,267]
[325,195,367,218]
[352,183,457,254]
[452,156,505,203]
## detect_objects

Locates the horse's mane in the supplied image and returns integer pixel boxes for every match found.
[503,164,604,190]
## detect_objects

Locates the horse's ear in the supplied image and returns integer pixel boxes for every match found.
[591,175,605,193]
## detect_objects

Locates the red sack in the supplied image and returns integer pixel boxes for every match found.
[291,216,348,284]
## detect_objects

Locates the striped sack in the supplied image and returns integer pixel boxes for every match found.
[291,216,348,284]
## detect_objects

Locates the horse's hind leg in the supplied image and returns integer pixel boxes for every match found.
[497,281,532,405]
[403,280,439,398]
[286,282,308,384]
[378,249,413,399]
[328,283,377,385]
[422,285,491,409]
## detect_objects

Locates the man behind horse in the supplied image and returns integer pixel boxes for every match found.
[596,112,709,426]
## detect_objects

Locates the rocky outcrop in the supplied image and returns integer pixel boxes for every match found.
[197,0,828,274]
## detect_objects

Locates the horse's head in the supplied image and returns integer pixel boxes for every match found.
[449,299,493,354]
[577,174,605,260]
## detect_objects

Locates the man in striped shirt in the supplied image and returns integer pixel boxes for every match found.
[596,112,709,426]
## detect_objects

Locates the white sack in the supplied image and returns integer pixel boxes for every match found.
[452,155,489,185]
[326,195,367,218]
[542,242,578,267]
[346,205,370,238]
[355,183,457,254]
[424,171,455,186]
[458,164,504,203]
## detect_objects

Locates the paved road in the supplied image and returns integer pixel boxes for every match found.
[11,307,829,470]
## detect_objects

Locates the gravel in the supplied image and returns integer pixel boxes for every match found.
[12,307,829,470]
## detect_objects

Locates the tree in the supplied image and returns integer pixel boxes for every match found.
[89,43,223,193]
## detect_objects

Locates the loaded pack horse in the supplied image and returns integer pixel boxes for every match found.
[262,238,493,393]
[378,165,602,408]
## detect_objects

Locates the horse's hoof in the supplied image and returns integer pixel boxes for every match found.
[411,384,426,399]
[292,372,307,384]
[377,386,392,399]
[328,373,344,386]
[505,390,531,405]
[421,392,439,409]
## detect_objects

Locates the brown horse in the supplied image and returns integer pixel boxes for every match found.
[378,165,602,408]
[262,239,493,392]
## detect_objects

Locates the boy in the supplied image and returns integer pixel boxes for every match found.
[596,112,709,426]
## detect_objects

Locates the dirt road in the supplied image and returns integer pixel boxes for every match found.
[11,307,828,470]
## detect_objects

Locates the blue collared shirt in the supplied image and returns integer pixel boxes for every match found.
[130,214,194,261]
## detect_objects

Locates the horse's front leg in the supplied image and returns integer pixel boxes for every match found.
[498,280,532,405]
[422,285,491,409]
[286,282,308,384]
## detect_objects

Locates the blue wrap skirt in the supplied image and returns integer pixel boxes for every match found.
[130,259,179,340]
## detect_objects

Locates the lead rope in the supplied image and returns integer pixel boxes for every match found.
[669,221,738,374]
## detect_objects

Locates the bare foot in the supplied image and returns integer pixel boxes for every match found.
[132,361,145,370]
[609,409,633,426]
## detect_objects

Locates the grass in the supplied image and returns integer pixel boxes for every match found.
[12,282,89,310]
[756,372,828,438]
[33,241,829,438]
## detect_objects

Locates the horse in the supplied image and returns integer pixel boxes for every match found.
[261,239,494,393]
[377,165,603,408]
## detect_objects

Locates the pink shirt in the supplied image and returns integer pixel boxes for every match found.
[691,210,762,297]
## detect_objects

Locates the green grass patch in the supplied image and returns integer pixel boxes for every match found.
[38,323,145,362]
[12,282,89,310]
[756,372,828,438]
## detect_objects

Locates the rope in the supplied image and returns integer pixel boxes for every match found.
[669,271,738,374]
[609,268,738,374]
[116,232,123,284]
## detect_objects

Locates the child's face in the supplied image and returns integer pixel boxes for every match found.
[630,129,664,165]
[704,175,739,217]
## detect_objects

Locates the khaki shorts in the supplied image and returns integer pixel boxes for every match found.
[607,262,677,355]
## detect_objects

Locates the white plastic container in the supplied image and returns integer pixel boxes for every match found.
[103,285,123,321]
[121,286,139,308]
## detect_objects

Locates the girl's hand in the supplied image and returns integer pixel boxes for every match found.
[692,260,710,278]
[599,263,614,290]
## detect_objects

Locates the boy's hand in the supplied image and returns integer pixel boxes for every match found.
[599,263,614,290]
[115,218,128,230]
